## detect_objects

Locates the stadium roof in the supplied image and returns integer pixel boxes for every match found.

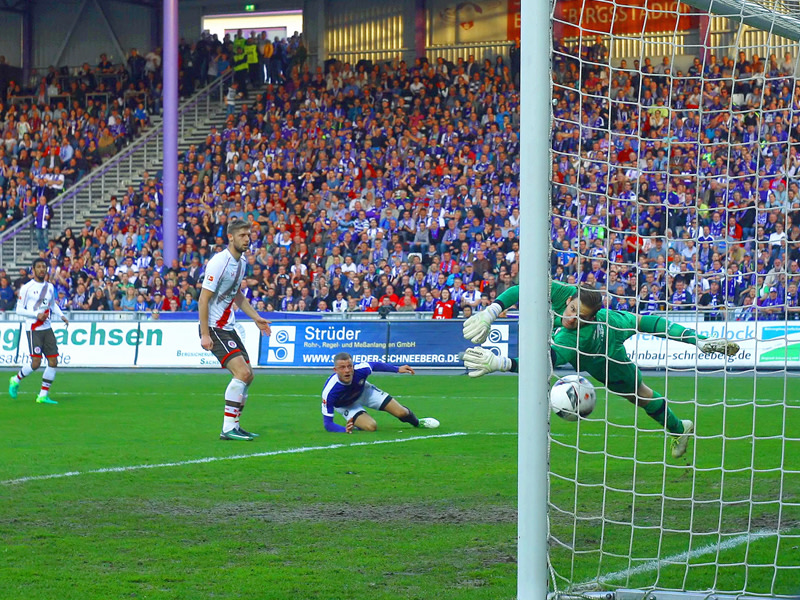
[0,0,162,13]
[680,0,800,41]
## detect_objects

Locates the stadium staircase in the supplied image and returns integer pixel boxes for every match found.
[0,73,257,272]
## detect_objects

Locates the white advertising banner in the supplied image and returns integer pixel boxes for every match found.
[623,321,800,369]
[0,321,262,368]
[135,322,262,368]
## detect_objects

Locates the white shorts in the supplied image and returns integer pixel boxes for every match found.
[334,383,391,421]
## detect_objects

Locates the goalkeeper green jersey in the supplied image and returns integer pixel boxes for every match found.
[495,282,576,330]
[551,309,637,368]
[551,309,639,394]
[550,311,706,395]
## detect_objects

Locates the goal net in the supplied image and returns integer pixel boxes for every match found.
[547,0,800,596]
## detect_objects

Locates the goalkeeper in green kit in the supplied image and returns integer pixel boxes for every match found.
[462,282,740,458]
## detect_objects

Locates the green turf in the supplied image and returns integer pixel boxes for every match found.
[1,370,798,598]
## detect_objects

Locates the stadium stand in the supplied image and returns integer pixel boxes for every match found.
[3,31,797,322]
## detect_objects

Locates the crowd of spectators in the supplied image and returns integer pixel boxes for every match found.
[0,36,521,316]
[551,37,800,321]
[0,30,304,242]
[3,31,800,322]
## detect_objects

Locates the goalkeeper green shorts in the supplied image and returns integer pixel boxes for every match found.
[581,353,641,396]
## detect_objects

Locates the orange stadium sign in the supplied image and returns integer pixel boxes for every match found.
[552,0,696,37]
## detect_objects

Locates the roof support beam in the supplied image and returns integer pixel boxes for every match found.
[92,0,128,64]
[51,0,89,66]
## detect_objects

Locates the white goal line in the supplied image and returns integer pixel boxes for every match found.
[577,529,780,588]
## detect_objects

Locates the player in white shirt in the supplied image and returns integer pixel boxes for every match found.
[199,220,272,441]
[9,258,69,404]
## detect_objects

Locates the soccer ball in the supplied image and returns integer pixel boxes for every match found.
[550,375,596,421]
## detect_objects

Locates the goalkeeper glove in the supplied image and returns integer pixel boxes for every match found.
[462,303,503,344]
[462,347,512,378]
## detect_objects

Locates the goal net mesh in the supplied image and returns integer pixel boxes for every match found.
[547,0,800,595]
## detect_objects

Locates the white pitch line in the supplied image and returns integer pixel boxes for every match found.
[1,432,467,486]
[586,529,779,586]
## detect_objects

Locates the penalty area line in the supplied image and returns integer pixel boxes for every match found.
[1,432,467,486]
[581,529,779,587]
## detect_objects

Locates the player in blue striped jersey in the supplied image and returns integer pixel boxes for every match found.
[321,352,440,433]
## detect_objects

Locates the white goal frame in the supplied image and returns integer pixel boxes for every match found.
[520,0,800,598]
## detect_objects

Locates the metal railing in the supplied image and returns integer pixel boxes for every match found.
[0,72,232,270]
[425,41,514,65]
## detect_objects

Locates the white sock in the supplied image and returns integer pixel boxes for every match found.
[16,363,34,382]
[237,385,250,428]
[41,366,56,395]
[223,379,246,433]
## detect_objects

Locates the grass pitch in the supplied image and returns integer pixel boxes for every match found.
[0,370,797,599]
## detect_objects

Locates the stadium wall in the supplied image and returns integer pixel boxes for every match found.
[31,0,153,70]
[0,11,22,67]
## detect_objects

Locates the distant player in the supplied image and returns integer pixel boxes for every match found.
[199,220,272,441]
[462,283,739,458]
[9,258,69,404]
[322,352,440,433]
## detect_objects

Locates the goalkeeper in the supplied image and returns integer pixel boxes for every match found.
[462,284,740,458]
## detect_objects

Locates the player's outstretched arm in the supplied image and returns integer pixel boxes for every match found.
[367,361,400,373]
[636,314,740,356]
[462,347,514,378]
[463,285,517,344]
[463,304,502,344]
[323,414,349,433]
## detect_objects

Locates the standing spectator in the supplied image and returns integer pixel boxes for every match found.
[432,288,457,319]
[0,276,14,310]
[232,45,248,99]
[510,38,521,84]
[34,196,51,252]
[127,48,146,84]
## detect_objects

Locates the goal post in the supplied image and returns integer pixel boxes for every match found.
[518,0,555,597]
[543,0,800,597]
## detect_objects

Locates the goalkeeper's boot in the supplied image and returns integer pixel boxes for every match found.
[220,428,254,441]
[671,419,694,459]
[35,393,57,405]
[236,425,260,438]
[699,338,740,356]
[8,376,19,399]
[418,417,440,429]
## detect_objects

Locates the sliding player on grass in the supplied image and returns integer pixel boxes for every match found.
[321,352,440,433]
[462,284,740,458]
